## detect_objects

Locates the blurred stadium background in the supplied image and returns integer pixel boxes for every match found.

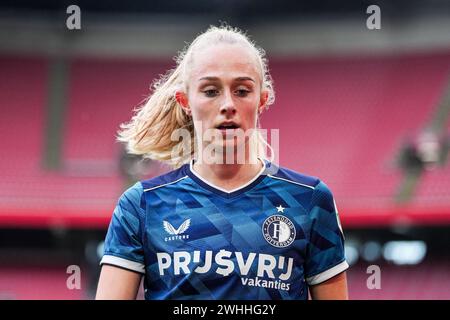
[1,0,450,300]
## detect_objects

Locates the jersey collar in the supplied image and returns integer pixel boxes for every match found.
[184,158,269,199]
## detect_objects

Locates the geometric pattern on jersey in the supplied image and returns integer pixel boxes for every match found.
[101,159,348,300]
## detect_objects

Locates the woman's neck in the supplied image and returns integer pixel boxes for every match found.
[192,156,264,192]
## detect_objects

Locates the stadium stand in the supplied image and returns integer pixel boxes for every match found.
[1,52,449,229]
[347,259,450,299]
[265,53,450,205]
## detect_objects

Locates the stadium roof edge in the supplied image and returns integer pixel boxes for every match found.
[0,11,449,58]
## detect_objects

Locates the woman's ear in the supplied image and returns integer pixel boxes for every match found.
[175,91,191,115]
[258,90,269,114]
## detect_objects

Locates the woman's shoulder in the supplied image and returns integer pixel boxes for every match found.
[117,164,188,204]
[266,163,336,209]
[265,162,322,190]
[265,162,335,195]
[139,163,189,192]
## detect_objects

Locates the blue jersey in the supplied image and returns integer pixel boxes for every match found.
[100,160,348,300]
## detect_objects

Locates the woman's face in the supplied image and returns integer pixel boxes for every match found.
[181,43,268,158]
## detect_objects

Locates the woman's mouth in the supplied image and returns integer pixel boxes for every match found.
[215,122,240,132]
[214,123,241,141]
[217,125,239,131]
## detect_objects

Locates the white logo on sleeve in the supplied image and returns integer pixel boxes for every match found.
[163,219,191,242]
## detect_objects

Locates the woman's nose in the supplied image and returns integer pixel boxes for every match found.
[219,92,236,116]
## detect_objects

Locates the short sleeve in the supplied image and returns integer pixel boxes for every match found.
[100,182,146,274]
[304,180,348,285]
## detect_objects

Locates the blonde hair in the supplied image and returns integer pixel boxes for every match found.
[117,24,275,168]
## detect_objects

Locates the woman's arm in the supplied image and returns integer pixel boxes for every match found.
[95,265,142,300]
[309,271,348,300]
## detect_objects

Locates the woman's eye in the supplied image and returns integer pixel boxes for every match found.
[203,89,219,97]
[235,89,250,97]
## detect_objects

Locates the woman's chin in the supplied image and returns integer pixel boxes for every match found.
[201,140,245,162]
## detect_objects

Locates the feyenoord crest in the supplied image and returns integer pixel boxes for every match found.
[262,215,296,248]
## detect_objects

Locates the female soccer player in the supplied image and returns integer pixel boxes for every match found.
[96,25,348,300]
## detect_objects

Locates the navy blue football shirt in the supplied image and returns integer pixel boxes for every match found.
[100,159,348,299]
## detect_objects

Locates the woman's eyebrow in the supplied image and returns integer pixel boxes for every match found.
[234,77,255,83]
[198,76,219,82]
[198,76,255,82]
